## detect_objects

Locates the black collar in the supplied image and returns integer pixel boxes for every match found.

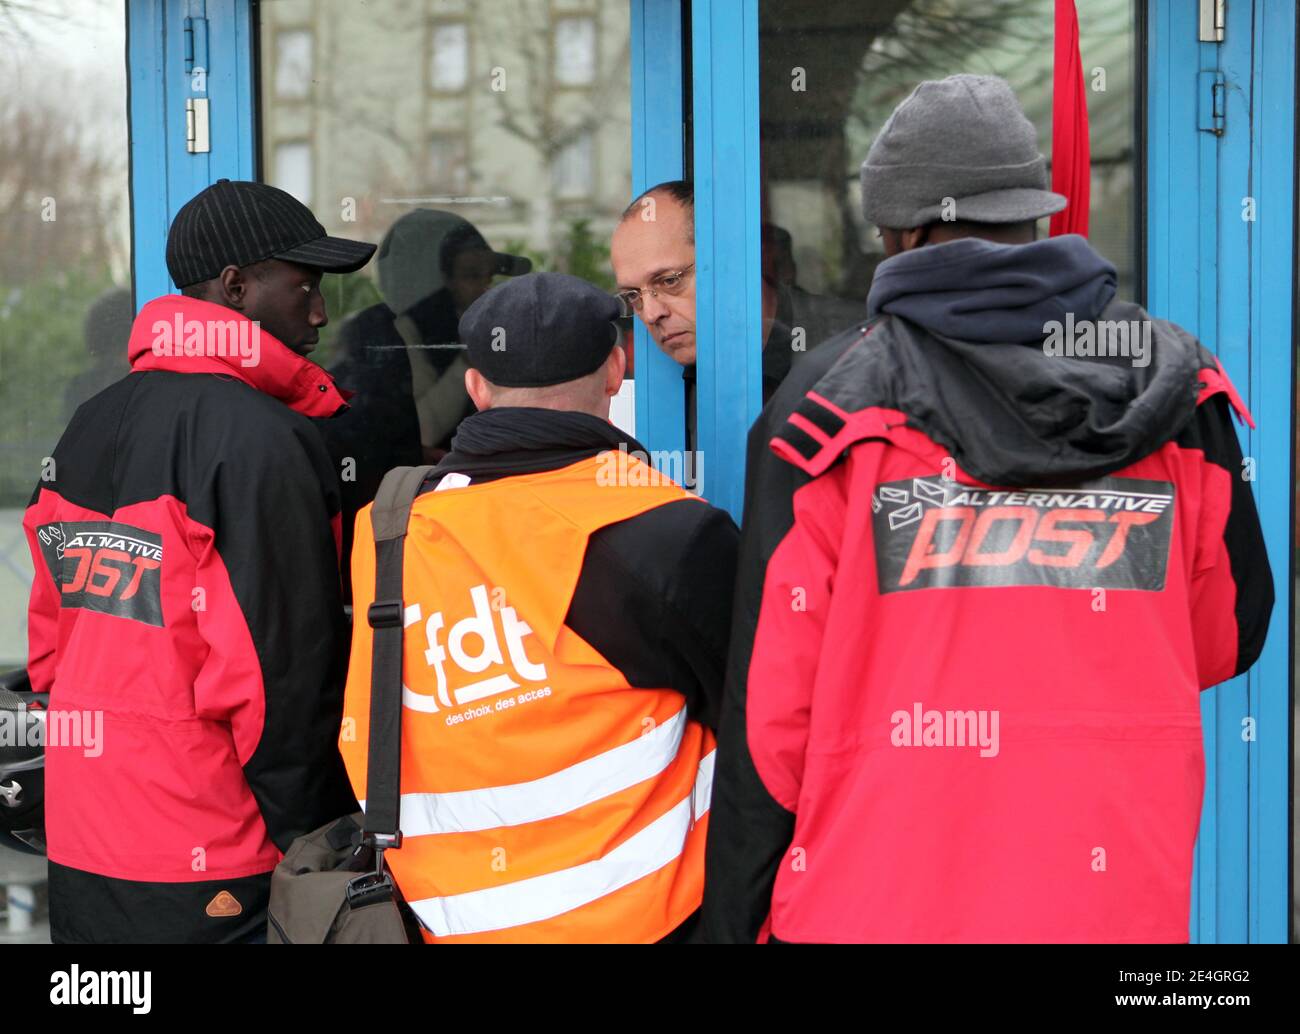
[427,407,651,484]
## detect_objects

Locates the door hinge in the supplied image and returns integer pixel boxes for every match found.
[186,98,211,153]
[183,15,209,75]
[1198,70,1226,136]
[183,14,210,153]
[1199,0,1225,43]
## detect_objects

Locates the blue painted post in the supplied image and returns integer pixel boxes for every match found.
[691,0,762,520]
[1147,0,1294,943]
[128,0,256,307]
[128,0,170,307]
[1234,0,1294,946]
[629,0,688,461]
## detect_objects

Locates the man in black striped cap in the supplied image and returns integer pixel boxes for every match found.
[22,180,376,943]
[167,178,376,355]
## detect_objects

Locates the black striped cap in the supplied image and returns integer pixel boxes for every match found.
[166,179,376,288]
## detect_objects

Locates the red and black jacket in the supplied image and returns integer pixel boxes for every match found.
[24,294,358,943]
[701,265,1273,943]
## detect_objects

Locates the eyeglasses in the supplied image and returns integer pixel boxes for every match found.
[616,264,695,314]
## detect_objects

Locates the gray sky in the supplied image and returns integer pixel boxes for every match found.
[1,0,127,151]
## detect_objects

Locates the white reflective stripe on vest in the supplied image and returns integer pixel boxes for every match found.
[359,707,689,836]
[409,749,716,938]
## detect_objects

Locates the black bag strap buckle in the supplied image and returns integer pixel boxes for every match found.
[346,870,396,909]
[368,600,403,629]
[364,831,403,852]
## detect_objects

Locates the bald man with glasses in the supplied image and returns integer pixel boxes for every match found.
[612,182,863,452]
[612,181,699,368]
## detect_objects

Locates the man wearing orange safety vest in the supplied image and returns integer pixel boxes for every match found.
[340,271,738,942]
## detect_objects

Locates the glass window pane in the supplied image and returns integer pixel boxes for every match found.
[274,28,314,99]
[554,132,594,198]
[258,0,631,599]
[429,135,468,194]
[555,16,596,86]
[758,0,1137,397]
[274,141,314,205]
[0,0,131,668]
[430,23,468,92]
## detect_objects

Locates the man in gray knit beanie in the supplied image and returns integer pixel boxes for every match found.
[860,73,1067,254]
[701,73,1273,945]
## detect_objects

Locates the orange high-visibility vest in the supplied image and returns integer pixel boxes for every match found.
[341,451,716,943]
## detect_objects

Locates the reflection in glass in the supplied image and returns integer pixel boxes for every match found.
[430,23,469,92]
[274,140,314,205]
[555,16,597,86]
[428,135,469,195]
[258,0,631,598]
[326,210,532,598]
[274,29,314,99]
[555,133,595,199]
[0,0,131,667]
[759,0,1136,391]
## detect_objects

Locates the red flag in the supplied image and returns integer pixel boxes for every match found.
[1050,0,1091,237]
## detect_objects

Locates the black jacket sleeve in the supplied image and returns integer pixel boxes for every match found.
[192,408,358,851]
[1177,392,1274,686]
[701,326,864,943]
[566,499,739,730]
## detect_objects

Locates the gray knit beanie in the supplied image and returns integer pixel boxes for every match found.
[860,73,1068,229]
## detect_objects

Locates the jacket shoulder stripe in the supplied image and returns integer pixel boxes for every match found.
[772,422,822,464]
[773,403,908,478]
[1197,358,1254,428]
[785,412,831,446]
[794,394,847,438]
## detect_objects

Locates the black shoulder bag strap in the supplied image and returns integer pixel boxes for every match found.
[362,464,437,870]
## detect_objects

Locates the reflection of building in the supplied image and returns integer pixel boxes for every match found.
[260,0,632,264]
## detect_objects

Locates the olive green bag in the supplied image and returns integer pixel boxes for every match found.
[267,466,435,944]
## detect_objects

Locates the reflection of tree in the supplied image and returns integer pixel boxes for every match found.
[311,3,418,157]
[852,0,1053,131]
[0,0,127,505]
[502,218,615,292]
[0,83,123,287]
[760,0,1045,296]
[471,0,630,255]
[0,0,72,44]
[304,0,629,260]
[0,77,123,503]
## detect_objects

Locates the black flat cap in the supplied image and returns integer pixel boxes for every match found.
[460,272,622,388]
[166,179,376,288]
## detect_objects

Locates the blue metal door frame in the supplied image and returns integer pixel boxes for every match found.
[630,0,689,463]
[1148,0,1294,942]
[128,0,256,305]
[689,0,763,520]
[632,0,761,520]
